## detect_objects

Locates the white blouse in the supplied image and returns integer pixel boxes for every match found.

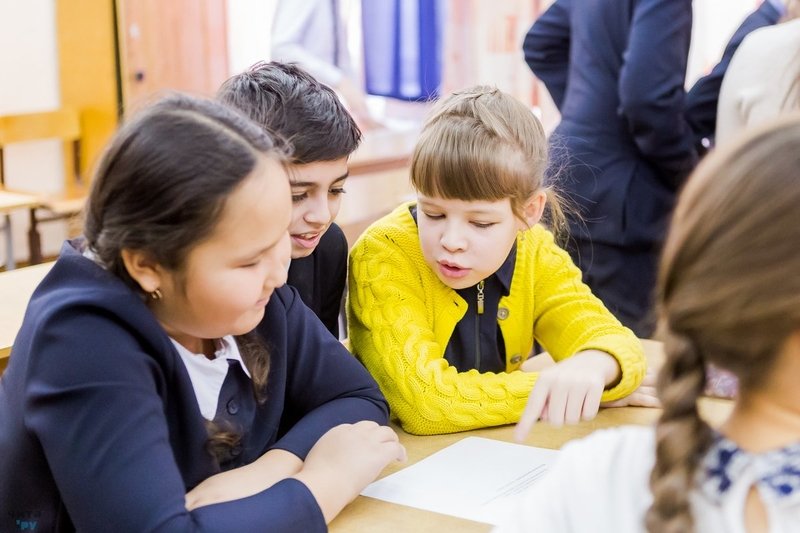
[81,247,253,422]
[494,425,800,533]
[171,335,251,421]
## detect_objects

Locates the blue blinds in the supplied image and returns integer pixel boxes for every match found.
[361,0,443,101]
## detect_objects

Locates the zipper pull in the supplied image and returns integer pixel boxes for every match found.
[476,280,485,315]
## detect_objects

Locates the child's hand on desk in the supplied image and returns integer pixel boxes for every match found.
[292,421,407,523]
[185,448,303,510]
[601,365,660,408]
[514,350,621,441]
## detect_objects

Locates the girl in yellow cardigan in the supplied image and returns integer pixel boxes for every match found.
[348,86,651,436]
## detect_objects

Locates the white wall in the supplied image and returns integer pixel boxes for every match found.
[0,0,65,266]
[226,0,278,75]
[688,0,763,85]
[0,0,59,115]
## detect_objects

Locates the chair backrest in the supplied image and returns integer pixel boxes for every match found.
[0,109,80,145]
[0,109,82,188]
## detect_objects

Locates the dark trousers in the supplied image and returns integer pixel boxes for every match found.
[566,238,659,338]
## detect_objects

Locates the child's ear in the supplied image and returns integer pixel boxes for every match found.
[120,248,166,295]
[519,190,547,228]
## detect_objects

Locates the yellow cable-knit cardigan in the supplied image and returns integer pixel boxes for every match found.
[347,203,645,435]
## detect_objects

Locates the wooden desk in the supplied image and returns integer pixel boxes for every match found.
[0,261,54,370]
[0,190,39,213]
[329,340,733,532]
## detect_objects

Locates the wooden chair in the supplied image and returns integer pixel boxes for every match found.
[0,109,86,265]
[0,190,40,269]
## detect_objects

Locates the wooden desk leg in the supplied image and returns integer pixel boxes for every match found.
[27,208,43,265]
[3,214,16,270]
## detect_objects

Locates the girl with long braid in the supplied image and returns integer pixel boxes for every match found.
[498,117,800,532]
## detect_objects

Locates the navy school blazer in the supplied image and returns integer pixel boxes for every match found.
[0,239,388,532]
[287,222,347,338]
[524,0,698,247]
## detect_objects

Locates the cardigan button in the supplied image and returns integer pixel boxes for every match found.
[497,307,510,320]
[510,354,522,364]
[226,399,239,415]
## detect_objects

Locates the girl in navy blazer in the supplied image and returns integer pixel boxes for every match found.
[0,94,404,532]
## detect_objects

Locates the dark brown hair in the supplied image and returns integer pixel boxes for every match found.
[647,117,800,532]
[217,61,362,164]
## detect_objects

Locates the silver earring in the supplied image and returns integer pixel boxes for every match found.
[149,288,163,300]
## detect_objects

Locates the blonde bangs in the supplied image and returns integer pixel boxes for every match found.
[410,115,535,204]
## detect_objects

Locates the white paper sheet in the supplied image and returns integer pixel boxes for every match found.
[361,436,560,525]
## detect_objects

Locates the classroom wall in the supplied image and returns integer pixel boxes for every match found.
[0,0,65,265]
[0,0,772,265]
[0,0,280,266]
[689,0,762,85]
[59,0,118,170]
[226,0,278,74]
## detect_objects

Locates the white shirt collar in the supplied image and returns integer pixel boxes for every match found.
[82,246,253,420]
[171,335,251,421]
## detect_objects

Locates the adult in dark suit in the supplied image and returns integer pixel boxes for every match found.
[523,0,698,336]
[686,0,785,152]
